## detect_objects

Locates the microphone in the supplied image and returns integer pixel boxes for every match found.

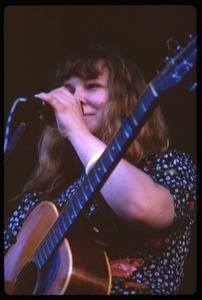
[4,96,56,156]
[19,96,56,126]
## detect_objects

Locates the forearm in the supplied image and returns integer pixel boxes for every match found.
[68,131,175,231]
[101,159,174,231]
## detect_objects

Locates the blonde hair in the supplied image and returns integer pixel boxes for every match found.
[22,44,169,197]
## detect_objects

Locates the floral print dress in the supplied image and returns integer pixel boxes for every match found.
[4,149,197,295]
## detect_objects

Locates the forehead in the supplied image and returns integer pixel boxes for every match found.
[65,65,109,85]
[89,60,109,78]
[68,59,108,79]
[74,57,107,75]
[55,56,110,88]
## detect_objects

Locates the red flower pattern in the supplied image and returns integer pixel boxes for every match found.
[109,258,149,292]
[189,200,196,212]
[125,281,149,290]
[109,258,144,277]
[150,238,162,249]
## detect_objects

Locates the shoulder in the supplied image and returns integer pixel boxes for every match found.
[142,149,197,221]
[142,148,196,175]
[141,148,197,192]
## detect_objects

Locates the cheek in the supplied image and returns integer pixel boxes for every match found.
[96,90,109,108]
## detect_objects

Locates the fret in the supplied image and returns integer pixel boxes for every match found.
[108,148,115,162]
[38,235,51,264]
[42,244,49,260]
[49,235,55,249]
[75,200,81,213]
[66,210,73,225]
[35,255,42,270]
[100,158,107,173]
[80,184,88,198]
[36,246,45,268]
[85,175,95,192]
[149,82,158,97]
[46,240,53,256]
[34,255,42,269]
[70,212,75,222]
[69,199,77,217]
[130,114,138,126]
[122,123,132,138]
[141,100,147,112]
[53,228,60,242]
[48,230,58,250]
[114,138,122,151]
[76,191,85,208]
[129,89,156,130]
[94,168,102,183]
[57,224,63,237]
[60,213,70,232]
[74,197,82,209]
[100,151,113,169]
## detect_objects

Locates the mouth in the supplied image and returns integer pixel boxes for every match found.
[83,113,94,117]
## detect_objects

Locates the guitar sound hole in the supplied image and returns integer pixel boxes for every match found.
[14,261,38,295]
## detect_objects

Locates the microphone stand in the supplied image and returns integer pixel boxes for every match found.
[4,122,26,165]
[4,97,56,166]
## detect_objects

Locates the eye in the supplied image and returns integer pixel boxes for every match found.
[64,83,75,94]
[68,87,75,94]
[87,83,100,90]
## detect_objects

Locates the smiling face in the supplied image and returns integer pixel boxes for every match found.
[63,62,110,136]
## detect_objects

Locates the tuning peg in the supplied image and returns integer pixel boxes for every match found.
[167,38,180,52]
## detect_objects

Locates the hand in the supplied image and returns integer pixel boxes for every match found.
[35,86,86,138]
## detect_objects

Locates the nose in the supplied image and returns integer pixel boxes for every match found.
[74,87,87,104]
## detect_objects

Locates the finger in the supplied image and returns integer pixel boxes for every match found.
[35,89,72,107]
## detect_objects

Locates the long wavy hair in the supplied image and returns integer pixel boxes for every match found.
[22,43,169,198]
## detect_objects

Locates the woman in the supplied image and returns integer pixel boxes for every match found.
[4,44,197,295]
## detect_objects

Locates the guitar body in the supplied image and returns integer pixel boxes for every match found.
[4,201,111,295]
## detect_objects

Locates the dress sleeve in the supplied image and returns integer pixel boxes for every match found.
[143,149,197,223]
[84,149,197,244]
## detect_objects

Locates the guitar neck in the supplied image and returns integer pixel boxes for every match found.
[33,34,196,269]
[34,86,157,269]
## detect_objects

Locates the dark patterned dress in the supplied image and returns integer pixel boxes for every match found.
[4,149,197,295]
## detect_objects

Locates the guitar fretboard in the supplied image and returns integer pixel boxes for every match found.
[34,87,157,269]
[33,35,196,269]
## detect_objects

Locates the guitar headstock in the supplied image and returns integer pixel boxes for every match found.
[152,34,197,96]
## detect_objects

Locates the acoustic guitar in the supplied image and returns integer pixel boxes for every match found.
[4,34,196,295]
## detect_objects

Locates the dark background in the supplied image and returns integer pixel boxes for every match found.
[3,4,198,294]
